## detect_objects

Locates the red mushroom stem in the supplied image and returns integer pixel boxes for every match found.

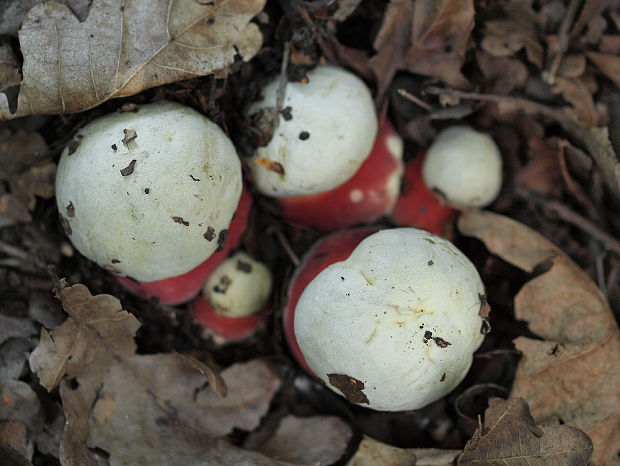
[389,152,457,235]
[276,119,402,232]
[193,299,268,342]
[283,226,380,375]
[114,188,253,305]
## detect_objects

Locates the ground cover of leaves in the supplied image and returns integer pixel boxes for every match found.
[1,0,620,465]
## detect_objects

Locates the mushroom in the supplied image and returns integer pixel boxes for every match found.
[284,227,489,411]
[55,101,244,304]
[193,251,272,343]
[249,65,403,231]
[390,126,502,234]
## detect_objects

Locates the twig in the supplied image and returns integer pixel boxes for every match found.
[0,240,33,263]
[596,252,607,295]
[557,140,595,211]
[267,226,300,266]
[516,189,620,257]
[276,42,291,111]
[543,0,581,84]
[397,88,433,111]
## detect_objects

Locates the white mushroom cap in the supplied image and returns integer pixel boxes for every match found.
[294,228,486,411]
[55,101,242,282]
[204,252,272,317]
[248,65,378,197]
[422,126,502,207]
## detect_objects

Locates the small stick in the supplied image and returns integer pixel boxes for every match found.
[276,42,291,111]
[397,88,433,111]
[543,0,581,84]
[267,226,300,266]
[516,189,620,257]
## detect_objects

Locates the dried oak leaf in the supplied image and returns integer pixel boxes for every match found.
[459,398,593,465]
[0,0,265,119]
[405,0,473,88]
[458,210,620,465]
[250,415,352,465]
[348,436,460,466]
[29,280,284,465]
[87,356,283,465]
[28,280,140,391]
[370,0,473,100]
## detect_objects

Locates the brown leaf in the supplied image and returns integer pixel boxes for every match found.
[0,44,20,91]
[476,51,527,94]
[553,76,599,127]
[515,137,563,195]
[252,415,352,465]
[29,280,284,464]
[406,0,474,88]
[348,436,460,466]
[28,280,140,391]
[459,398,593,465]
[587,51,620,90]
[174,352,227,397]
[0,0,266,119]
[87,356,283,464]
[458,210,620,465]
[369,0,412,100]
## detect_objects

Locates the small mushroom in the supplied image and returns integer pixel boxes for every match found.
[390,126,503,234]
[193,252,272,343]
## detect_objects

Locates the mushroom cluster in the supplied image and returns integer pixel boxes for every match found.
[55,64,496,413]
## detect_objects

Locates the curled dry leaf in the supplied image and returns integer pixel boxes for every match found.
[458,210,620,465]
[28,279,140,391]
[0,0,266,119]
[251,415,352,465]
[370,0,473,100]
[406,0,473,88]
[459,398,593,465]
[347,436,460,466]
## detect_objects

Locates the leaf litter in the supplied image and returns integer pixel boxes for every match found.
[28,277,285,465]
[458,210,620,465]
[0,0,266,119]
[2,0,620,464]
